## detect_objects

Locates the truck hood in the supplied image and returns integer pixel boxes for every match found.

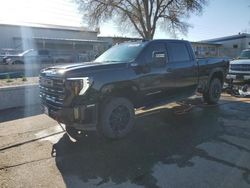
[230,59,250,65]
[41,61,128,77]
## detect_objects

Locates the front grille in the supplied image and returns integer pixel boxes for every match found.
[39,76,65,112]
[231,64,250,71]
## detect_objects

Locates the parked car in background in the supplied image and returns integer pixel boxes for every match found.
[40,39,229,140]
[1,49,75,65]
[0,48,20,64]
[2,49,53,65]
[227,49,250,82]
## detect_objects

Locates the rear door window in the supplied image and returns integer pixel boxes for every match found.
[167,42,190,62]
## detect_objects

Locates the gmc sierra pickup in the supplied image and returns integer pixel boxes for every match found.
[39,39,229,140]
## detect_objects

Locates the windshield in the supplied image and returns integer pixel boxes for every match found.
[238,50,250,59]
[94,43,145,63]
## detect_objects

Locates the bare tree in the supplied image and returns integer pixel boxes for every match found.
[76,0,208,39]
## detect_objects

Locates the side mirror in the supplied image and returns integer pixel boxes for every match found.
[152,51,167,66]
[130,62,150,74]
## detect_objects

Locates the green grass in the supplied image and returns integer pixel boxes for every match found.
[5,75,13,83]
[22,75,27,81]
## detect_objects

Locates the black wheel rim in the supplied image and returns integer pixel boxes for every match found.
[109,105,130,132]
[212,83,221,99]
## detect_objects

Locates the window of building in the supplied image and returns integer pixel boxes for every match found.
[233,44,238,48]
[38,50,49,55]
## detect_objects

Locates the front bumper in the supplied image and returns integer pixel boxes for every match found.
[42,104,98,130]
[226,73,250,81]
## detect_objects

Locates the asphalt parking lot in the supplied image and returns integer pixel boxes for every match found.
[0,94,250,188]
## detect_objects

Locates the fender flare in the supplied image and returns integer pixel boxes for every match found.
[199,68,225,93]
[208,68,225,84]
[100,81,140,104]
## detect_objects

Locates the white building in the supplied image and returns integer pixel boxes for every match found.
[0,23,108,60]
[202,33,250,58]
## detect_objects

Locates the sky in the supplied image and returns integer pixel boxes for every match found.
[0,0,249,41]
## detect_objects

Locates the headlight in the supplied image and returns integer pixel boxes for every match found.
[66,77,92,96]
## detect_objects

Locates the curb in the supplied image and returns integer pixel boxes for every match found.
[0,84,40,110]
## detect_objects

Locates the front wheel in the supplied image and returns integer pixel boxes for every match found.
[203,78,222,104]
[98,97,135,139]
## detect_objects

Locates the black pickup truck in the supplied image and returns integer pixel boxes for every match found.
[39,39,228,140]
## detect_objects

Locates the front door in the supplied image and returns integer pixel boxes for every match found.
[134,42,177,106]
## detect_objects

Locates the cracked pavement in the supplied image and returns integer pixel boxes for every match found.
[0,94,250,188]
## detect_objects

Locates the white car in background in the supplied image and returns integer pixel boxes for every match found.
[2,49,53,65]
[1,49,74,65]
[227,49,250,82]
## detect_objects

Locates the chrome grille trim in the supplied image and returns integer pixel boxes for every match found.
[230,64,250,71]
[39,76,65,111]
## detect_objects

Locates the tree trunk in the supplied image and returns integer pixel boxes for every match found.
[144,30,154,40]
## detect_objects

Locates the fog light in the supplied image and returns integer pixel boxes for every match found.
[74,107,79,120]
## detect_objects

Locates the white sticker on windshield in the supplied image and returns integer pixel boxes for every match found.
[128,44,141,47]
[156,54,165,58]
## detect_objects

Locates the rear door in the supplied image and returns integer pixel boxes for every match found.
[166,41,198,97]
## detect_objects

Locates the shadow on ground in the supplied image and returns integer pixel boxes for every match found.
[0,104,42,123]
[53,97,250,188]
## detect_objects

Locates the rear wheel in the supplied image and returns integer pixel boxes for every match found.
[203,78,222,104]
[98,97,135,139]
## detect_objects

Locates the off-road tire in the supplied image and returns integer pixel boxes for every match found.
[203,78,222,104]
[98,97,135,139]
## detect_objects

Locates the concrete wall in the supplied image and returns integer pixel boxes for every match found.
[0,63,54,73]
[0,84,40,110]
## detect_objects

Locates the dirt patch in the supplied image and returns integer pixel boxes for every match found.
[0,77,38,87]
